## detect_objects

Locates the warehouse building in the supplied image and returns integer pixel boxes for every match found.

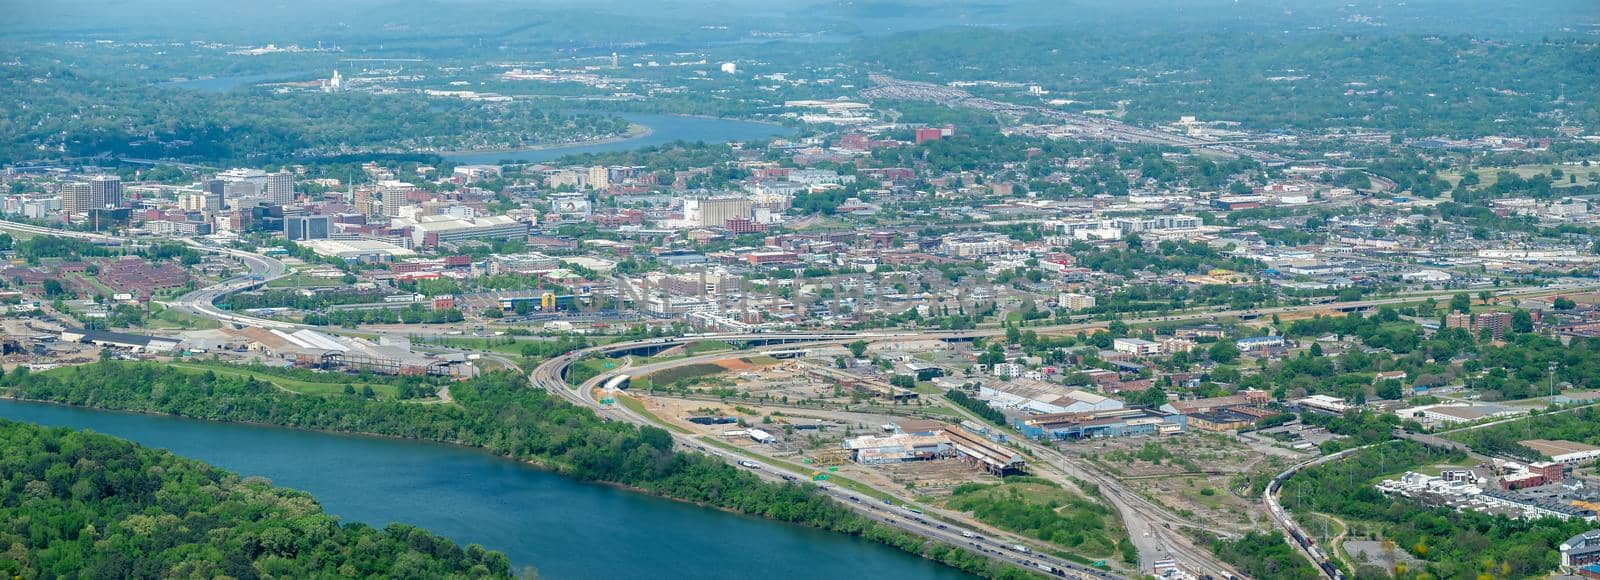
[1015,407,1186,441]
[979,379,1125,415]
[1521,440,1600,467]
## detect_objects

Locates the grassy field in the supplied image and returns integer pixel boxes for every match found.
[166,361,404,399]
[566,357,623,387]
[427,337,531,356]
[645,362,726,386]
[1440,163,1597,188]
[944,477,1124,560]
[684,340,735,355]
[265,275,340,289]
[146,305,222,330]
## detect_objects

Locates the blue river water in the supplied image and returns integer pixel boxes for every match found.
[442,113,796,165]
[0,399,972,580]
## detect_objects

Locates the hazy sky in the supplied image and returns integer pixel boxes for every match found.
[2,0,1590,45]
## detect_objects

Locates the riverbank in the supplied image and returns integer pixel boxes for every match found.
[435,122,653,159]
[0,363,1023,579]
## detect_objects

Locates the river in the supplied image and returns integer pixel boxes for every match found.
[441,113,795,165]
[0,399,971,580]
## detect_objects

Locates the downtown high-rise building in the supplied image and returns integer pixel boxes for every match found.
[201,178,226,210]
[379,180,415,218]
[284,215,332,241]
[266,171,294,205]
[61,182,92,216]
[89,175,122,209]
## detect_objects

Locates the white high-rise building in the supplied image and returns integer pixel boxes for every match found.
[61,182,92,216]
[266,171,294,205]
[379,180,415,218]
[587,166,610,190]
[89,175,122,209]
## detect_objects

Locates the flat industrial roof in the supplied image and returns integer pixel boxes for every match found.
[1520,439,1600,458]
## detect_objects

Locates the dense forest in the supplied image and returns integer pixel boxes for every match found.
[851,29,1597,137]
[0,420,510,579]
[0,361,1037,579]
[0,64,631,165]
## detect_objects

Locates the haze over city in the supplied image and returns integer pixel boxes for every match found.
[0,1,1598,579]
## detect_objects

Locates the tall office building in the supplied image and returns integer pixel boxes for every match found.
[266,171,294,205]
[89,175,122,209]
[202,178,226,210]
[285,215,332,241]
[179,191,211,211]
[685,196,752,227]
[587,166,610,190]
[379,180,415,218]
[61,182,92,216]
[354,187,376,216]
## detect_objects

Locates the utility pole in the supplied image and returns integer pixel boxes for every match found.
[1550,361,1558,402]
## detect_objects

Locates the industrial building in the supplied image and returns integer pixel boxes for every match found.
[979,380,1124,415]
[299,239,415,262]
[1521,440,1600,466]
[1112,337,1161,356]
[229,327,471,377]
[405,215,530,249]
[1015,407,1186,441]
[943,425,1025,474]
[59,328,180,353]
[844,432,953,464]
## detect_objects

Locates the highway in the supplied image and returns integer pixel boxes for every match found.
[537,335,1242,578]
[529,348,1119,580]
[0,219,303,330]
[14,217,1600,578]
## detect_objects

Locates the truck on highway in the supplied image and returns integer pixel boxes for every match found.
[1011,544,1031,554]
[959,531,976,539]
[737,460,760,469]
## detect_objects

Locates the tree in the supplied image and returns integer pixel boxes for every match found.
[1450,293,1473,314]
[847,340,868,359]
[1554,297,1577,310]
[1209,340,1239,364]
[1511,310,1534,333]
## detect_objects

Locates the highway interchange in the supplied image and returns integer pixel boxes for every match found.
[10,217,1598,579]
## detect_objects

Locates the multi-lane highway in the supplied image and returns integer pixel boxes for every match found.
[0,219,303,330]
[530,346,1120,579]
[13,218,1600,578]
